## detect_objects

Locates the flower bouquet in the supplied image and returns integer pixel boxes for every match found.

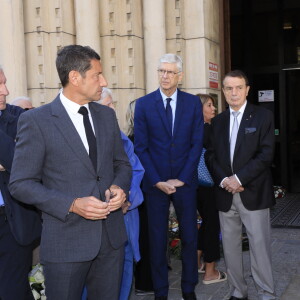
[28,264,46,300]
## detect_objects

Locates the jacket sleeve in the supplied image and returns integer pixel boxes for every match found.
[134,99,162,186]
[123,135,144,210]
[9,112,75,222]
[0,129,15,173]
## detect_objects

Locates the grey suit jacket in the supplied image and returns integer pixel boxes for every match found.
[9,96,132,263]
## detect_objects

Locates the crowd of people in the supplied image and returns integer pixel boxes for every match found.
[0,45,276,300]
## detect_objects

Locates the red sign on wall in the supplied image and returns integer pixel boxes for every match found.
[209,62,219,89]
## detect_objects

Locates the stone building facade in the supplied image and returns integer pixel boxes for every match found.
[0,0,224,131]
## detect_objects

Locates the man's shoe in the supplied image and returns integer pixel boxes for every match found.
[229,296,248,300]
[182,292,197,300]
[154,296,167,300]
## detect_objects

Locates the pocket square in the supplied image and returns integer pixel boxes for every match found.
[245,127,256,134]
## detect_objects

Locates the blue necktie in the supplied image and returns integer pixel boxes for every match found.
[166,98,173,133]
[78,106,97,171]
[230,111,240,164]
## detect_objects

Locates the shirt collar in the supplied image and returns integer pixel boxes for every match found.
[60,91,90,115]
[159,88,178,103]
[229,100,247,115]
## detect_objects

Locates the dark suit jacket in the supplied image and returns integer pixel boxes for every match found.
[0,104,41,246]
[9,97,132,263]
[134,88,203,191]
[205,102,275,212]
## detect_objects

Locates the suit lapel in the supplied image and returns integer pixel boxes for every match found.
[89,102,104,173]
[173,89,184,138]
[235,102,253,156]
[155,89,172,136]
[221,109,231,165]
[50,97,95,175]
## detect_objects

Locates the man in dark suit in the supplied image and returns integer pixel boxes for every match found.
[0,67,41,300]
[134,54,203,300]
[205,70,275,300]
[9,45,132,300]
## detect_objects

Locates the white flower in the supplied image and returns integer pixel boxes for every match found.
[29,264,45,284]
[32,289,41,300]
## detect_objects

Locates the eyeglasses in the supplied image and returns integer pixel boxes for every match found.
[223,85,247,93]
[157,69,181,78]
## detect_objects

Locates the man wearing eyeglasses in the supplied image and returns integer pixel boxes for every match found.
[0,66,41,300]
[134,54,204,300]
[205,70,275,300]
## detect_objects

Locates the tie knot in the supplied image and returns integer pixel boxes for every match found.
[166,98,172,104]
[232,111,240,118]
[78,106,88,116]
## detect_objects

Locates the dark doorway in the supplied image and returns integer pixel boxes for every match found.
[285,70,300,192]
[227,0,300,192]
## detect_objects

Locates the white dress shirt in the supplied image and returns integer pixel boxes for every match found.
[220,100,247,187]
[60,92,95,154]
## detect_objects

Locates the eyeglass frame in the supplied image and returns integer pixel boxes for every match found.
[157,69,181,78]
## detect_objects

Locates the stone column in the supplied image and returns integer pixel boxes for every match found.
[74,0,101,54]
[0,0,27,101]
[142,0,166,93]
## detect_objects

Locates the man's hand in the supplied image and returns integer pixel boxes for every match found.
[107,186,126,212]
[155,182,176,194]
[223,176,244,194]
[166,179,184,187]
[121,201,131,214]
[70,196,110,220]
[0,164,5,171]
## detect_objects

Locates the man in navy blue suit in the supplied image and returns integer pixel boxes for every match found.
[0,67,41,300]
[134,54,203,300]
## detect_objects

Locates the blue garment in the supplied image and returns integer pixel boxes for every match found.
[119,241,134,300]
[82,132,144,300]
[119,132,144,300]
[120,131,144,261]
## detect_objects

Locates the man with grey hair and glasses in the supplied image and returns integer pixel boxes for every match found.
[134,54,204,300]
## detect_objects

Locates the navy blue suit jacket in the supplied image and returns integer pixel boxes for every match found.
[0,104,41,246]
[134,89,203,192]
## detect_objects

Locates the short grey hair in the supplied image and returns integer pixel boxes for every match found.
[158,53,183,72]
[97,87,113,104]
[11,96,31,105]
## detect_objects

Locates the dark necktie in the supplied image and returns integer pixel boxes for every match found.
[78,106,97,170]
[166,97,173,133]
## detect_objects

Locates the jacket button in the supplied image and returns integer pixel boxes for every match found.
[96,176,100,181]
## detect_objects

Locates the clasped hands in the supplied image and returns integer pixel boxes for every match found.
[155,179,184,195]
[69,185,126,220]
[223,176,244,194]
